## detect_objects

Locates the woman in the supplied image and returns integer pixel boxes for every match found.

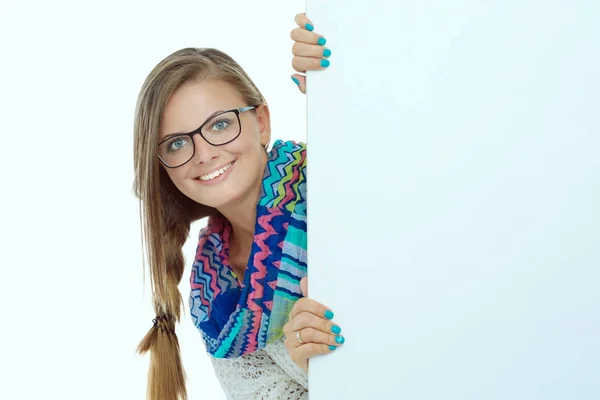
[133,13,341,400]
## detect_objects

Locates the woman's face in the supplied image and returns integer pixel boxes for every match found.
[159,79,270,209]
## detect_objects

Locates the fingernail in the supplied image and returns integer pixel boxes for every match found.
[323,48,331,57]
[331,325,341,334]
[324,310,334,319]
[317,37,327,46]
[321,59,330,68]
[305,23,314,31]
[291,76,300,85]
[329,345,337,351]
[335,335,345,344]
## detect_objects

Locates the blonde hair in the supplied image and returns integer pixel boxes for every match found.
[132,47,266,400]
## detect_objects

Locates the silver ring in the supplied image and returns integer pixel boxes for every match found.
[296,330,305,344]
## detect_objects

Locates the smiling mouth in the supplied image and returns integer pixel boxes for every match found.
[195,161,235,181]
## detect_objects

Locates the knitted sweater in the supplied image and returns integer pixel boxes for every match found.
[210,338,308,399]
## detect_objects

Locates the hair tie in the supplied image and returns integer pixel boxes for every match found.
[152,315,175,334]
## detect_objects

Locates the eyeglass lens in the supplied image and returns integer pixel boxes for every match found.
[158,111,241,167]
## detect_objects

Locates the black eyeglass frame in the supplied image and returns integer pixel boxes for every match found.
[157,105,261,169]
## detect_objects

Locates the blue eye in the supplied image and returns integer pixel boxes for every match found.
[211,118,233,132]
[168,137,189,152]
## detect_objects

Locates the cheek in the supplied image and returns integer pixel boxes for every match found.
[165,167,190,190]
[239,128,264,153]
[241,119,263,142]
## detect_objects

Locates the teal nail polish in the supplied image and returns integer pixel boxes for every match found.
[323,48,331,57]
[318,37,326,46]
[305,23,314,31]
[335,335,345,344]
[329,345,337,351]
[291,76,300,85]
[331,325,341,334]
[320,59,330,68]
[324,310,334,319]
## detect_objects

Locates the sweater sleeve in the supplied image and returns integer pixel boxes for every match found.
[209,340,308,400]
[263,339,308,390]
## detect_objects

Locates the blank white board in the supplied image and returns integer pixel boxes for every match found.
[306,1,600,399]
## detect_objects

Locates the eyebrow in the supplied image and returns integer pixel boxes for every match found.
[162,109,226,141]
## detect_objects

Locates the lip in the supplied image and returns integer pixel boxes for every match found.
[193,160,236,186]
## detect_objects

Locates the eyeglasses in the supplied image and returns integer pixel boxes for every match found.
[157,105,260,168]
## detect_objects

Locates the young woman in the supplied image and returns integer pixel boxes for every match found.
[133,13,342,400]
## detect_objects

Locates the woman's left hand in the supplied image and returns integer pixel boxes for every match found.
[290,13,332,94]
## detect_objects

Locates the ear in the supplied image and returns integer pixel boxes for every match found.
[256,103,271,147]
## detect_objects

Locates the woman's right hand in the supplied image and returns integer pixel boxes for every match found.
[283,277,345,372]
[290,13,332,94]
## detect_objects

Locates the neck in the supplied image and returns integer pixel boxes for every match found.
[221,191,259,241]
[218,155,267,245]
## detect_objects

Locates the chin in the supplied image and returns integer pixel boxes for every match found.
[186,185,246,210]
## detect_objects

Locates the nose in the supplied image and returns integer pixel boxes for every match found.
[191,134,219,164]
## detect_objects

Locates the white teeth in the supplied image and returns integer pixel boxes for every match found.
[199,162,233,181]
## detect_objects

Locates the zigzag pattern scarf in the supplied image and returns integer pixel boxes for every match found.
[189,140,307,358]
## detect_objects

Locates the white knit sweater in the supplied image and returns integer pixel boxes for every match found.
[209,338,308,399]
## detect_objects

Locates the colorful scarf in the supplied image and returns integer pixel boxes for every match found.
[189,140,307,358]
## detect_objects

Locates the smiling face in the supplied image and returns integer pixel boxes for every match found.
[159,79,271,209]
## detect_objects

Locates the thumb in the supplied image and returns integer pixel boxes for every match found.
[291,74,307,94]
[300,277,308,297]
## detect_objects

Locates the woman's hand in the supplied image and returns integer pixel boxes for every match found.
[283,277,345,372]
[290,13,332,94]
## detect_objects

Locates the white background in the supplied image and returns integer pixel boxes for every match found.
[3,1,600,399]
[307,1,599,399]
[0,1,306,399]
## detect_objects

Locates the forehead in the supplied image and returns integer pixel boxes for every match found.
[160,79,243,138]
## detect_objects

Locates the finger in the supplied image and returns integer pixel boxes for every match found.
[292,55,330,74]
[295,342,337,360]
[291,74,306,94]
[300,277,308,297]
[284,329,308,349]
[290,27,326,46]
[289,297,334,321]
[292,42,331,60]
[287,310,341,336]
[298,327,344,348]
[294,12,314,31]
[284,332,301,350]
